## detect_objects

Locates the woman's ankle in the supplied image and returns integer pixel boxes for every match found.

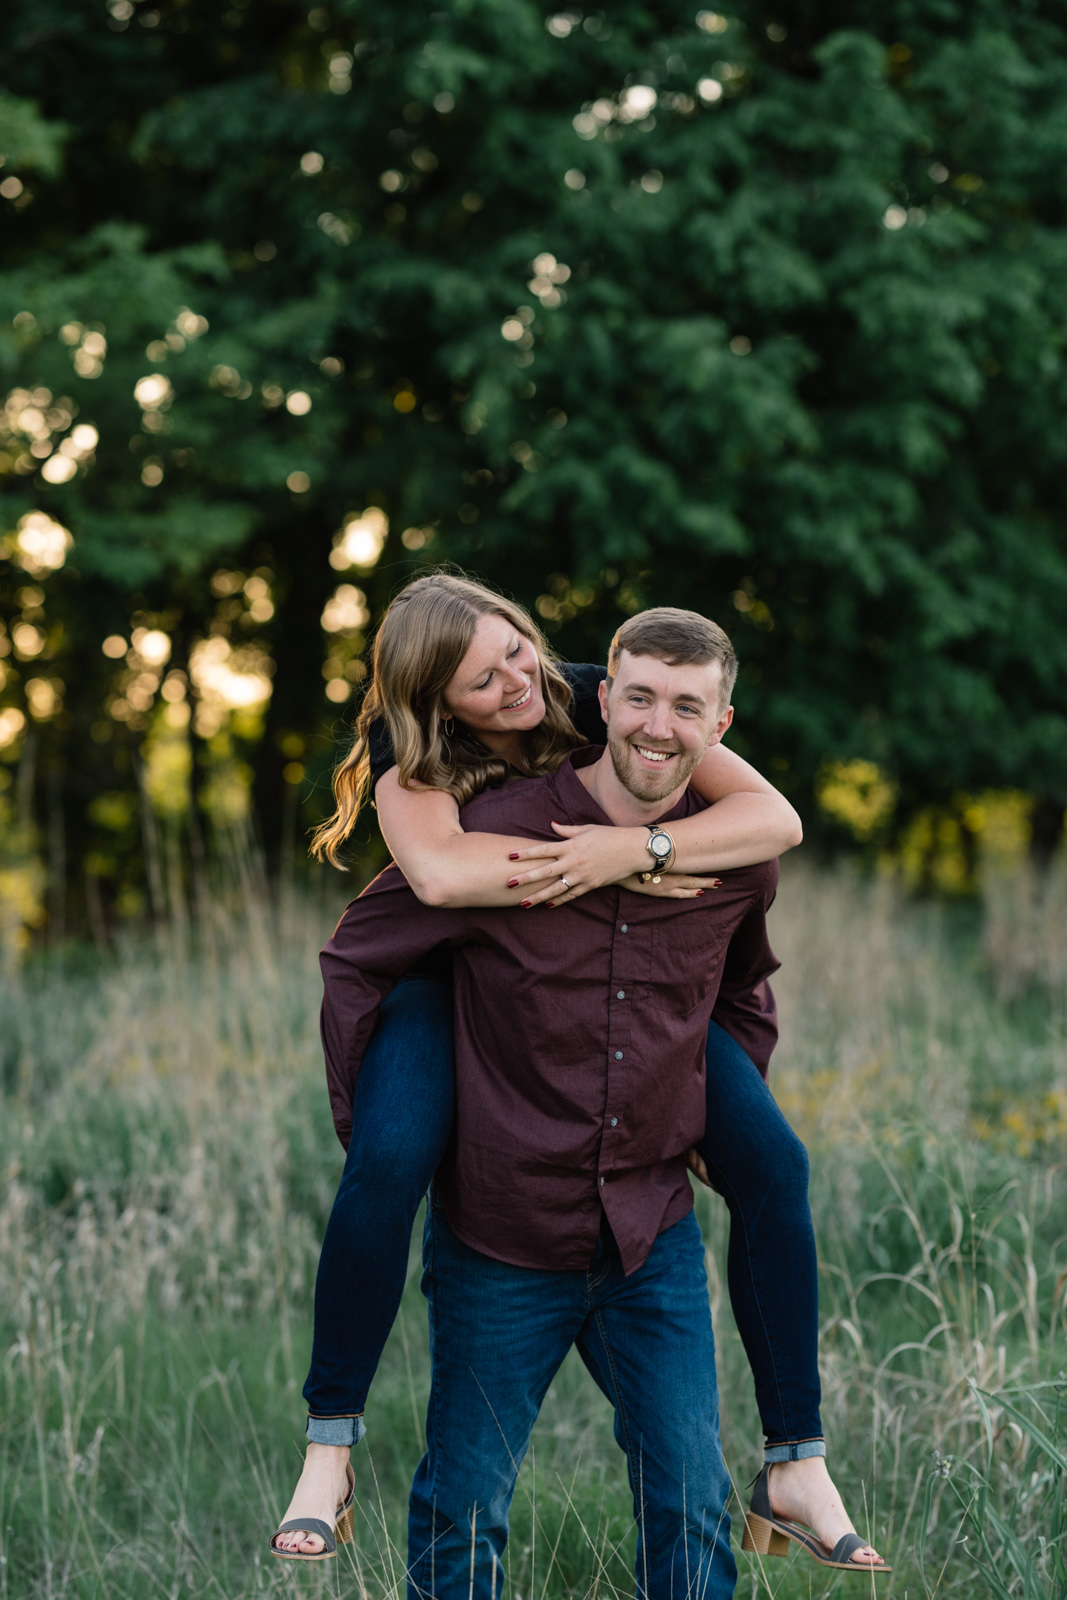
[304,1441,350,1465]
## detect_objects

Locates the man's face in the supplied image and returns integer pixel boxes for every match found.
[599,649,734,804]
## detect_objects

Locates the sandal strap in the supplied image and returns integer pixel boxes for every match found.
[828,1532,880,1566]
[747,1465,773,1519]
[272,1518,336,1554]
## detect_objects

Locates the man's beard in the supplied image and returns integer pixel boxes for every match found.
[606,730,706,804]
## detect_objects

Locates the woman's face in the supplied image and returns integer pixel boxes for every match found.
[441,612,546,744]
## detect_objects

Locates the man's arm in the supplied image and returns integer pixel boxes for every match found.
[709,866,782,1079]
[320,865,465,1148]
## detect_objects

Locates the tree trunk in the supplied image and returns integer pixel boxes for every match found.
[1028,795,1066,871]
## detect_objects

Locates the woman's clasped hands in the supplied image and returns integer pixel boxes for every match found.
[504,821,720,907]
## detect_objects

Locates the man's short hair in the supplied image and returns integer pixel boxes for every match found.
[607,608,738,713]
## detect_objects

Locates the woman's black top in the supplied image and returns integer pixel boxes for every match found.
[365,660,609,796]
[366,661,609,984]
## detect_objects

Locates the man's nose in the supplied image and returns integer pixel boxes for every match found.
[641,702,672,741]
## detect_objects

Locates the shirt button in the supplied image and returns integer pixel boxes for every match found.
[610,1116,618,1127]
[620,923,628,932]
[599,1175,605,1186]
[614,1050,623,1060]
[616,990,625,1000]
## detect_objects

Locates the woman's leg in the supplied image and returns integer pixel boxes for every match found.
[699,1022,884,1566]
[303,975,456,1431]
[699,1019,820,1453]
[273,977,454,1556]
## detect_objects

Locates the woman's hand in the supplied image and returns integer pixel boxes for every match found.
[506,822,720,907]
[687,1147,720,1190]
[505,821,648,907]
[621,872,719,901]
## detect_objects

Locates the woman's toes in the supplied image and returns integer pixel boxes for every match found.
[274,1529,307,1553]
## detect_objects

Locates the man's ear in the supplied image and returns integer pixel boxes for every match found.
[707,705,734,747]
[598,677,610,724]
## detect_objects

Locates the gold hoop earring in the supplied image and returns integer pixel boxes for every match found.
[443,716,455,737]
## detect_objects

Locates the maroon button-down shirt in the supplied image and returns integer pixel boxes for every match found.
[321,747,781,1276]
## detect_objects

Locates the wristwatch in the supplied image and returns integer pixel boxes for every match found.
[639,824,676,883]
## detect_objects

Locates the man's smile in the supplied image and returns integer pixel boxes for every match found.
[633,744,678,765]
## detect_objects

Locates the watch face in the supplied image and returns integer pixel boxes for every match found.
[650,832,672,859]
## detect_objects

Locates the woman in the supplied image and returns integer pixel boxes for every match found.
[270,573,887,1575]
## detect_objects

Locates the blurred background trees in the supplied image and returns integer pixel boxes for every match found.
[2,0,1067,949]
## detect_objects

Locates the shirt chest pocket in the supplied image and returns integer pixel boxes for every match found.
[647,917,730,1014]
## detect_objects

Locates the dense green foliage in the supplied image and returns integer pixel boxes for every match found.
[2,0,1067,929]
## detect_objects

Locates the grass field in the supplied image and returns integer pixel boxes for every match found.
[1,859,1065,1599]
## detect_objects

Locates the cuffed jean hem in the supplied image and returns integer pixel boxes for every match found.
[306,1414,366,1447]
[764,1438,826,1463]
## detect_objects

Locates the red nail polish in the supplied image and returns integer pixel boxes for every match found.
[546,901,555,908]
[521,899,531,907]
[509,853,520,860]
[697,890,704,896]
[507,878,519,888]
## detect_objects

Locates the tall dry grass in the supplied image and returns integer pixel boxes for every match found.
[0,859,1065,1598]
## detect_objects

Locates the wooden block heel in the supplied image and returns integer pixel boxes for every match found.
[336,1502,355,1545]
[741,1513,790,1557]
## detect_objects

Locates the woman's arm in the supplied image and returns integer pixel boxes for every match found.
[375,766,709,909]
[375,768,540,907]
[669,742,803,872]
[507,742,802,904]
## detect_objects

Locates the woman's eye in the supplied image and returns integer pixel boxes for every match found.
[507,643,521,659]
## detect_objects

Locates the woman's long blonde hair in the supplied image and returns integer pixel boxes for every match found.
[311,572,582,867]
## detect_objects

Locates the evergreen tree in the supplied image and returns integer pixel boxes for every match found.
[1,0,1065,929]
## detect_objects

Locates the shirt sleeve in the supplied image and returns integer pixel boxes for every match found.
[710,867,781,1079]
[320,865,466,1148]
[365,715,396,796]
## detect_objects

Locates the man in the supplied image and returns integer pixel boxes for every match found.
[321,608,779,1600]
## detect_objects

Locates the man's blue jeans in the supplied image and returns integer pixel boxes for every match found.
[407,1200,736,1600]
[303,977,821,1459]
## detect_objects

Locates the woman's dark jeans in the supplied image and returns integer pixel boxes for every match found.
[303,979,823,1455]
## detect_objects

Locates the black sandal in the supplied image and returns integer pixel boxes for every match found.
[269,1462,355,1562]
[741,1465,892,1575]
